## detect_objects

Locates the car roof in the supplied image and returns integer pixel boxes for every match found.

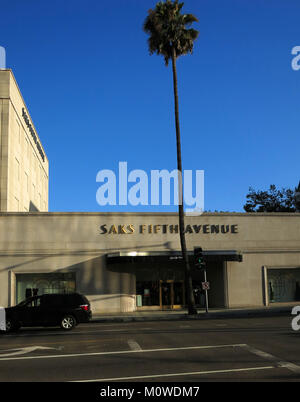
[42,293,81,296]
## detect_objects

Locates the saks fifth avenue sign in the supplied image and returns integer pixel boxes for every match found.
[22,108,45,162]
[99,224,239,235]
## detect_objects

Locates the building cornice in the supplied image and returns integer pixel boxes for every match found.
[0,212,300,217]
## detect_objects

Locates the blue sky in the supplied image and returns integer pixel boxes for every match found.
[1,0,299,212]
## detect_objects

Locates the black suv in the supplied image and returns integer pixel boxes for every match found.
[5,293,92,331]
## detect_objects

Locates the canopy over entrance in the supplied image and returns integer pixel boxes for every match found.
[106,250,243,264]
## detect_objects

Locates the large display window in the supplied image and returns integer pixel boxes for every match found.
[267,268,300,303]
[136,281,160,306]
[16,273,76,304]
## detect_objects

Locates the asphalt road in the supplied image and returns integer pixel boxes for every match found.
[0,315,299,382]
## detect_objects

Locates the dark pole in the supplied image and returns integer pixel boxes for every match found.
[171,47,197,315]
[203,267,209,314]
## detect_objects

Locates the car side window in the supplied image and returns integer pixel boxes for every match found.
[25,297,41,307]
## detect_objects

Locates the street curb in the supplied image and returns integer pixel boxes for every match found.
[91,307,293,324]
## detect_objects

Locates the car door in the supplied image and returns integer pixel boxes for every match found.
[41,294,64,325]
[18,297,43,326]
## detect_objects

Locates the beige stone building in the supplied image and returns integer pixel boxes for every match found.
[0,69,48,212]
[0,212,299,314]
[0,71,299,315]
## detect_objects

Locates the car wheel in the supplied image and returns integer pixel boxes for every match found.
[5,318,19,332]
[60,315,76,331]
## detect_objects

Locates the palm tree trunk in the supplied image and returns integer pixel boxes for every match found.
[171,47,197,315]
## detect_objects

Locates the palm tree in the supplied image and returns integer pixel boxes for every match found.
[143,0,199,315]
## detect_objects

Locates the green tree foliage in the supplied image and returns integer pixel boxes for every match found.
[143,0,199,66]
[244,182,300,212]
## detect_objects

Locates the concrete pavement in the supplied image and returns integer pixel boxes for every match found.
[0,315,298,382]
[91,304,296,323]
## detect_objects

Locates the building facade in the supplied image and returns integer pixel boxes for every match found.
[0,212,299,313]
[0,69,49,212]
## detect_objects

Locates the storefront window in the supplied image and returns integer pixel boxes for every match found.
[267,268,300,303]
[16,273,76,304]
[136,281,159,306]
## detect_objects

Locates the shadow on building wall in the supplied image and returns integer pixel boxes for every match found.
[29,201,39,212]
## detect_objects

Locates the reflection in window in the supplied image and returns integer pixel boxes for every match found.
[16,273,76,304]
[136,281,159,306]
[25,297,41,307]
[268,268,300,303]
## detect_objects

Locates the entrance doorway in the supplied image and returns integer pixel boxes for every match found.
[160,280,185,309]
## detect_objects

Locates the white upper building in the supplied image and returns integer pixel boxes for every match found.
[0,69,49,211]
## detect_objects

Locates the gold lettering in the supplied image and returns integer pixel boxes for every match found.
[211,225,219,233]
[127,224,135,234]
[119,225,127,234]
[169,225,179,234]
[140,224,146,234]
[221,225,230,234]
[184,225,193,234]
[203,224,210,234]
[102,222,238,235]
[108,225,118,234]
[154,224,161,233]
[231,224,238,234]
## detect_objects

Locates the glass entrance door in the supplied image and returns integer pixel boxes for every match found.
[160,280,184,309]
[173,281,184,308]
[161,282,172,309]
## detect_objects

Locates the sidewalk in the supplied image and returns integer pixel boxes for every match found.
[91,304,295,323]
